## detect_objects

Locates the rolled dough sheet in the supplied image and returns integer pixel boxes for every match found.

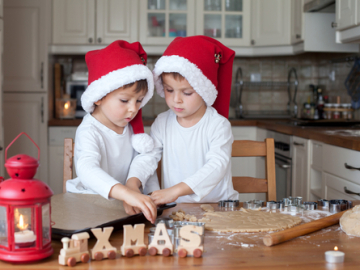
[201,208,302,232]
[340,205,360,237]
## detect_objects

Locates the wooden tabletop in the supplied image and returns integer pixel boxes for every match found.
[1,203,359,269]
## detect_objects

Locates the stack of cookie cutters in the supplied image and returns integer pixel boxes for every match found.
[328,199,352,213]
[243,200,266,209]
[218,199,240,209]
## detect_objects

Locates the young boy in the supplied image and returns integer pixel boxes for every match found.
[66,40,159,223]
[128,36,239,204]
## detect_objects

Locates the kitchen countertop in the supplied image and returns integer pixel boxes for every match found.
[48,118,360,151]
[2,202,359,270]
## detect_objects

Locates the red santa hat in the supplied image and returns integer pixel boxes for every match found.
[153,35,235,118]
[81,40,154,153]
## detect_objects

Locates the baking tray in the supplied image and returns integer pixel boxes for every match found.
[51,193,176,240]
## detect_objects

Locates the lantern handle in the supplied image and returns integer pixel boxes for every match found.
[5,132,40,162]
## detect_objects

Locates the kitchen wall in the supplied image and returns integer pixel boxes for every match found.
[56,52,360,119]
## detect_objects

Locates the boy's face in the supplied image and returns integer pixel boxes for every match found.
[162,74,206,125]
[92,83,145,134]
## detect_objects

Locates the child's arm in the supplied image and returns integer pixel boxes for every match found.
[150,182,193,205]
[109,183,157,224]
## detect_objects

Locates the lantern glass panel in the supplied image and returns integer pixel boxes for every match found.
[42,204,50,245]
[0,206,8,247]
[14,207,36,249]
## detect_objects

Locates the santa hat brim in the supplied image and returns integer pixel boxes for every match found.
[153,55,217,106]
[82,64,154,113]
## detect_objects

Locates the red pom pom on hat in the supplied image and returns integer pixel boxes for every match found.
[153,35,235,118]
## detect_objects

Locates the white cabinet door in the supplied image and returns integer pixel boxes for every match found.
[291,136,309,200]
[291,0,302,43]
[335,0,357,31]
[96,0,138,44]
[3,93,48,184]
[251,0,291,46]
[0,19,3,176]
[52,0,95,44]
[3,0,49,92]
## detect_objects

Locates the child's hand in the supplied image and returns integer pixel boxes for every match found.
[123,201,142,215]
[151,187,179,206]
[109,184,157,223]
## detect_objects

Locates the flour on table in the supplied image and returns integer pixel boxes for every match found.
[200,207,302,233]
[340,205,360,237]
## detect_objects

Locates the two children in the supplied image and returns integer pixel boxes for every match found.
[67,36,238,222]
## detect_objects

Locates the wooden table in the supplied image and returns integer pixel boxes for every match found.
[1,203,359,269]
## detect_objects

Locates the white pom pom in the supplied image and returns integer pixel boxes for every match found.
[131,133,154,154]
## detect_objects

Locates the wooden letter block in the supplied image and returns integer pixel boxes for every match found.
[121,224,147,257]
[148,223,173,256]
[90,227,117,260]
[178,225,204,258]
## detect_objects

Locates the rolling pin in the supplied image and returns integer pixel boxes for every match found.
[263,210,347,247]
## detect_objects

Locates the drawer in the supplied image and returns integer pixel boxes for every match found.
[49,127,77,146]
[323,144,360,185]
[311,140,322,170]
[324,172,360,200]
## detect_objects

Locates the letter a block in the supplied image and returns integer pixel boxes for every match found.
[121,224,147,257]
[148,223,173,256]
[90,227,117,260]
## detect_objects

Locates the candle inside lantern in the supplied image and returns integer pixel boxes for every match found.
[14,215,36,244]
[56,96,76,119]
[325,246,345,263]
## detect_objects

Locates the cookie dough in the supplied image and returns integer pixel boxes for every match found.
[170,210,197,222]
[201,208,302,232]
[200,204,215,212]
[340,205,360,237]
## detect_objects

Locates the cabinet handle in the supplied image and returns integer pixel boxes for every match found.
[331,22,337,28]
[344,163,360,171]
[276,163,291,169]
[0,146,3,151]
[251,39,255,45]
[97,37,102,43]
[41,97,44,123]
[296,34,301,39]
[40,62,44,88]
[344,186,360,196]
[88,37,93,43]
[293,141,304,146]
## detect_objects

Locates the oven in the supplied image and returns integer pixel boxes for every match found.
[273,132,293,200]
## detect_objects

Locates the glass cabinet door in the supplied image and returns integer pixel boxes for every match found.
[196,0,250,46]
[140,0,195,45]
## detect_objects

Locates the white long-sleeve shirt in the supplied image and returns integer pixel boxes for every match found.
[128,107,239,203]
[66,114,159,198]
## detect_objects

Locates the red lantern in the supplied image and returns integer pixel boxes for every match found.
[0,132,53,262]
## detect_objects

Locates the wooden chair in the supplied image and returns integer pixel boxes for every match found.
[232,138,276,201]
[63,138,162,193]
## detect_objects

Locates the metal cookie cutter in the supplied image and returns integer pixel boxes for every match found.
[317,199,329,211]
[303,201,318,210]
[243,200,263,209]
[266,201,278,210]
[218,200,239,208]
[295,197,303,206]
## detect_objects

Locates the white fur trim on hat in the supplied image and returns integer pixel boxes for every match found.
[131,133,154,154]
[81,64,154,113]
[153,55,217,106]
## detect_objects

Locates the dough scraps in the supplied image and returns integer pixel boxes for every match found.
[200,208,302,232]
[169,210,197,222]
[200,204,215,212]
[340,205,360,237]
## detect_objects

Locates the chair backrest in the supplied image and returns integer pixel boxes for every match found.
[63,138,162,193]
[232,138,276,201]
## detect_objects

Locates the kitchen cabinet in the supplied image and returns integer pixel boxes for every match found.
[52,0,138,45]
[195,0,250,46]
[3,0,49,93]
[139,0,196,45]
[3,93,48,183]
[309,140,324,201]
[251,0,302,47]
[292,136,309,201]
[335,0,360,43]
[48,127,77,195]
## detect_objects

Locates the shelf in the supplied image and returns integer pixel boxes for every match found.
[310,188,322,198]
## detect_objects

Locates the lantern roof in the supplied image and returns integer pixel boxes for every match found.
[0,178,53,201]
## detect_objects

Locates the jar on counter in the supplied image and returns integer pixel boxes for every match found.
[324,103,332,119]
[341,104,349,119]
[333,104,340,119]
